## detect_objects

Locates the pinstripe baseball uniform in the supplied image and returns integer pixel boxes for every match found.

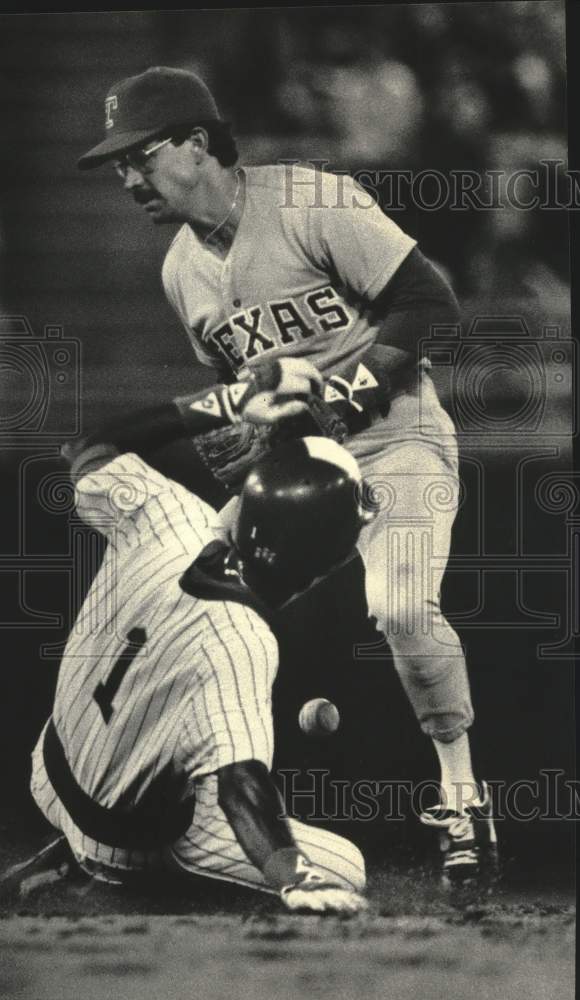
[161,163,473,745]
[30,453,364,892]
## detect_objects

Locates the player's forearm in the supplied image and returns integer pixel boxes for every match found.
[370,246,460,355]
[79,402,187,458]
[317,342,416,436]
[217,760,306,885]
[319,252,459,433]
[77,363,283,460]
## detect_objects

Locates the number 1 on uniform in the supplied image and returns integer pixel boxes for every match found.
[93,627,147,723]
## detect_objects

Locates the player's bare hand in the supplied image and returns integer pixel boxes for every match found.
[238,357,323,425]
[280,867,367,917]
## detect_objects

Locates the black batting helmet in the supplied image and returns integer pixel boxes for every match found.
[231,437,376,604]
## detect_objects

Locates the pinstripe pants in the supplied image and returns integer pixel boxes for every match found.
[165,774,365,893]
[31,758,365,894]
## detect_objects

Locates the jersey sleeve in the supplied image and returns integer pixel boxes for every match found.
[309,171,416,301]
[178,605,277,783]
[73,452,215,552]
[167,305,219,370]
[182,330,218,370]
[73,452,157,535]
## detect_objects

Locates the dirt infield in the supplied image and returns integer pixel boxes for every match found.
[0,870,574,1000]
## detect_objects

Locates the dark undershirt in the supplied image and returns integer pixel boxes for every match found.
[368,246,460,355]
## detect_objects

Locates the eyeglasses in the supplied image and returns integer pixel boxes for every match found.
[113,137,173,180]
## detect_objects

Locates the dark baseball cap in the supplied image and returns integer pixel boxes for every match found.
[78,66,221,170]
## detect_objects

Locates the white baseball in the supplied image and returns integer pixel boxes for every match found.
[298,698,340,736]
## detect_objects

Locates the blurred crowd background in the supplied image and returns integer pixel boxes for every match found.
[0,1,571,365]
[190,1,569,301]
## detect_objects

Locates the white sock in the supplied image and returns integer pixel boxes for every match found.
[432,733,478,813]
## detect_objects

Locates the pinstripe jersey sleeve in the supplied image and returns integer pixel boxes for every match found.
[73,452,214,544]
[177,603,278,781]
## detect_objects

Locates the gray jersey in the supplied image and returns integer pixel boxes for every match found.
[162,164,416,379]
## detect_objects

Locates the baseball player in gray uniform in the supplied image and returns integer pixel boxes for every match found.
[30,358,370,914]
[78,67,497,883]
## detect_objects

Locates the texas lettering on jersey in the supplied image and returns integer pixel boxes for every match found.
[207,286,352,370]
[162,165,416,378]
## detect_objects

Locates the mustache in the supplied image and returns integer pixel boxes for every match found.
[133,188,159,205]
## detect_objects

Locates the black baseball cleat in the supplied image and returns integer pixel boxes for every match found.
[420,781,499,887]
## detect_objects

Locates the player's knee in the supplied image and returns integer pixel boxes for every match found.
[373,597,439,644]
[366,561,441,641]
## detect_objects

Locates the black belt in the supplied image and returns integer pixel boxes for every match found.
[42,718,195,851]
